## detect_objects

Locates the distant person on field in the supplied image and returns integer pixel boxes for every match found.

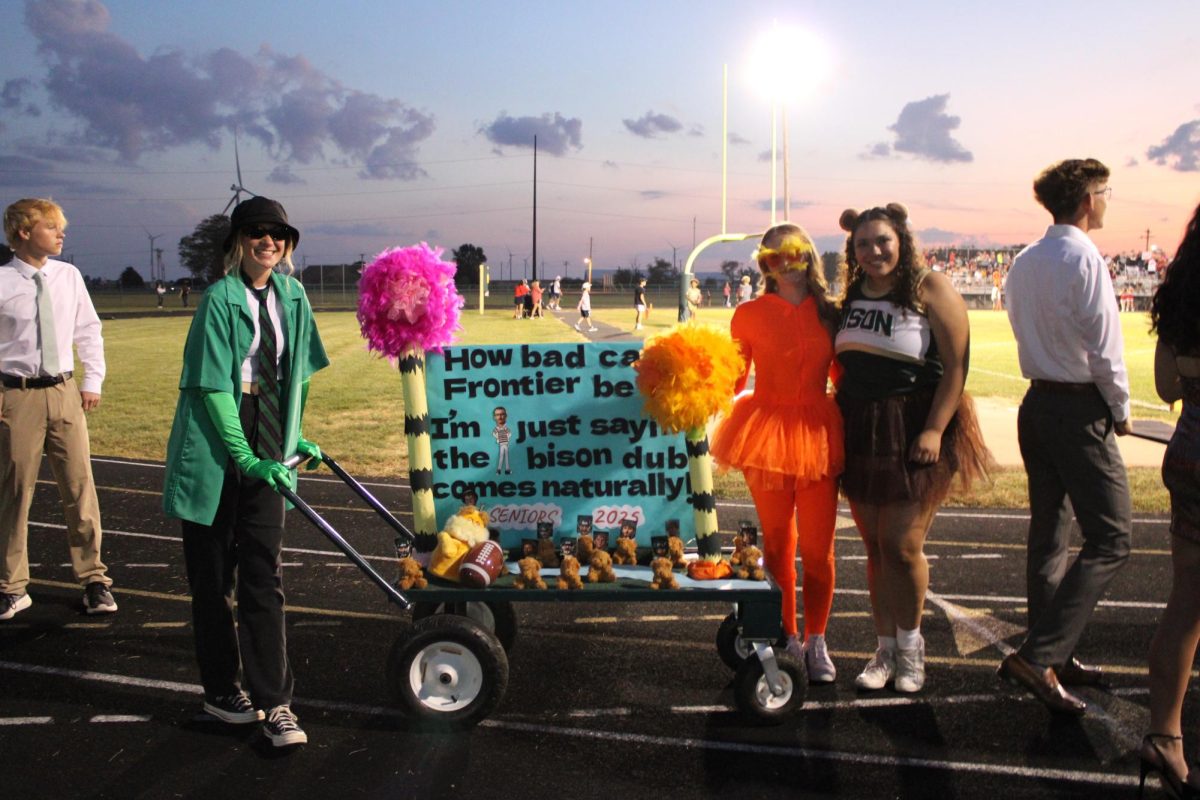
[1000,158,1130,716]
[686,277,702,319]
[0,198,115,621]
[633,278,648,330]
[181,281,191,307]
[156,280,166,309]
[575,281,597,332]
[530,279,543,318]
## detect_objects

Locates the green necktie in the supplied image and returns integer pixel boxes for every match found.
[254,286,283,460]
[33,271,61,376]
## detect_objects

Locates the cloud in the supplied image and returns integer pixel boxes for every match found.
[602,160,619,170]
[1146,119,1200,171]
[623,111,684,139]
[2,78,40,115]
[814,234,845,254]
[886,94,973,163]
[1125,156,1139,167]
[757,150,772,162]
[728,132,749,146]
[16,0,434,177]
[480,111,583,155]
[915,227,965,244]
[266,164,305,185]
[860,142,891,159]
[688,124,704,137]
[640,190,668,200]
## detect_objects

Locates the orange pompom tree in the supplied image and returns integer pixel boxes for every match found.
[634,323,744,577]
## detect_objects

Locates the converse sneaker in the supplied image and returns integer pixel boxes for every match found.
[83,583,117,615]
[802,634,837,684]
[203,691,264,724]
[587,326,598,332]
[0,592,32,620]
[263,705,307,747]
[894,637,926,693]
[855,646,896,690]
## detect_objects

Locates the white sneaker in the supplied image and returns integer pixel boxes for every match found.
[784,635,804,661]
[588,326,598,332]
[574,321,581,330]
[635,324,643,330]
[855,646,896,690]
[894,637,926,693]
[802,634,837,684]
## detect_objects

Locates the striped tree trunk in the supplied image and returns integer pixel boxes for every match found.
[686,426,721,560]
[399,344,438,554]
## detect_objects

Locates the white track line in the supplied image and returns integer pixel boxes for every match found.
[0,659,1139,788]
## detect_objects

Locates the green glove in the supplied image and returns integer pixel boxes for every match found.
[202,391,294,493]
[296,437,322,471]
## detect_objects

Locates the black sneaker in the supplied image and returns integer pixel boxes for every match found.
[83,583,117,615]
[263,705,307,747]
[0,592,31,620]
[203,691,264,724]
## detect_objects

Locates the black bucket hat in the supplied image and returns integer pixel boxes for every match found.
[222,196,300,252]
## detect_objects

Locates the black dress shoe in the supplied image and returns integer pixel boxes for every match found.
[1057,656,1104,687]
[997,652,1086,716]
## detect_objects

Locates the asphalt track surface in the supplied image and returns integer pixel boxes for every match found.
[0,451,1183,800]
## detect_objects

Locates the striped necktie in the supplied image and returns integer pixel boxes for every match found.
[33,271,62,377]
[253,285,283,460]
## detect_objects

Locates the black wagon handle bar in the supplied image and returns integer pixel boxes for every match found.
[316,454,417,546]
[1129,429,1171,446]
[280,453,412,611]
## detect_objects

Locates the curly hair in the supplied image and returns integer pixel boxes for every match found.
[1032,158,1109,222]
[755,222,839,327]
[839,203,925,311]
[1151,202,1200,353]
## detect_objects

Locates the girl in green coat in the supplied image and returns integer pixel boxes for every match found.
[163,197,327,747]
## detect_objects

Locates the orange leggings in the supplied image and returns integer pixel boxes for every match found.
[745,473,838,638]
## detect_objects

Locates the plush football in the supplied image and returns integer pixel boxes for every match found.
[459,540,506,588]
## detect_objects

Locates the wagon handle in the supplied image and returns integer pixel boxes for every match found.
[281,454,413,611]
[318,453,417,547]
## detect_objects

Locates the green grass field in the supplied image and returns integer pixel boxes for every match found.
[81,304,1171,512]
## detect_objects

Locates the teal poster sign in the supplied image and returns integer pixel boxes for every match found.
[425,343,692,547]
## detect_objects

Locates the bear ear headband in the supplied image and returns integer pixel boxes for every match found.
[752,234,815,273]
[839,203,909,232]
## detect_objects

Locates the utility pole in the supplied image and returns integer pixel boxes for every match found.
[588,237,593,284]
[1145,228,1152,252]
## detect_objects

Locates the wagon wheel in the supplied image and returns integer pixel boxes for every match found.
[715,612,754,671]
[734,650,805,724]
[386,614,508,730]
[410,600,518,652]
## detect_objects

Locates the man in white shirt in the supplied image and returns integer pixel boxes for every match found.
[999,159,1130,715]
[0,198,115,619]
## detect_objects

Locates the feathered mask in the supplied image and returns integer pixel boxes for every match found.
[752,234,815,274]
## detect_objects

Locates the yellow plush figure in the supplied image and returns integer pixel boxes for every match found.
[427,513,491,582]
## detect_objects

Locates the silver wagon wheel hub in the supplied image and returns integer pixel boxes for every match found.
[752,670,795,710]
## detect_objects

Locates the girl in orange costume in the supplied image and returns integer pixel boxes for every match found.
[711,223,844,681]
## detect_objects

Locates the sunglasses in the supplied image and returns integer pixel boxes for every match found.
[242,226,291,241]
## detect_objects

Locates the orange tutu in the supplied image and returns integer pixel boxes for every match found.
[710,393,844,486]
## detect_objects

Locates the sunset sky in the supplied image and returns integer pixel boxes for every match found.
[2,0,1198,281]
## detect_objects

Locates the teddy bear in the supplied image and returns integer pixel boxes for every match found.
[649,556,678,590]
[730,531,750,566]
[536,537,560,569]
[396,556,427,590]
[734,544,765,581]
[514,556,547,590]
[576,532,595,562]
[587,549,616,583]
[556,555,583,590]
[667,534,686,568]
[427,511,491,582]
[613,536,638,566]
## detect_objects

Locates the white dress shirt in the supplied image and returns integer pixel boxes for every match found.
[0,256,106,394]
[1005,224,1129,421]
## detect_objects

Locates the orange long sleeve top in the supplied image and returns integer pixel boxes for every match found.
[710,294,844,481]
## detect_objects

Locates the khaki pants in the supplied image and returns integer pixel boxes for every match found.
[0,379,108,594]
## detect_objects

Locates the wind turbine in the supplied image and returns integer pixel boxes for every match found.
[221,127,255,214]
[143,227,161,282]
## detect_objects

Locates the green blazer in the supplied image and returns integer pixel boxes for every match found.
[162,270,329,525]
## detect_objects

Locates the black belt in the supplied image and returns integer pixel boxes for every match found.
[0,371,73,389]
[1030,379,1096,394]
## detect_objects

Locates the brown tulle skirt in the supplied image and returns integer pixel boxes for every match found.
[838,388,992,507]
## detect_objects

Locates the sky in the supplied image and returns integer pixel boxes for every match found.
[2,0,1199,282]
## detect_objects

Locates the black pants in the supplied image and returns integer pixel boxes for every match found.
[181,397,291,708]
[1016,385,1131,667]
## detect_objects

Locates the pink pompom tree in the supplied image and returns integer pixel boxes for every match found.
[357,244,464,554]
